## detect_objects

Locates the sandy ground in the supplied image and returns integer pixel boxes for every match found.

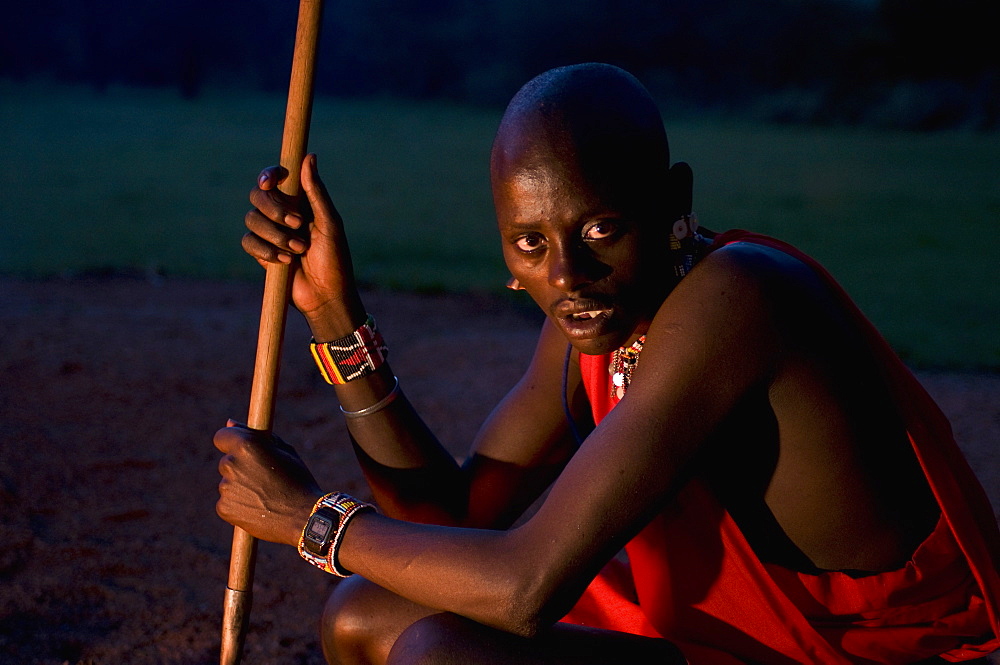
[0,276,997,665]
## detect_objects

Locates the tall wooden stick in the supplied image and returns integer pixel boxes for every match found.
[220,1,324,663]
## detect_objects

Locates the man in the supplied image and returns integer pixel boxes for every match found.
[215,63,999,664]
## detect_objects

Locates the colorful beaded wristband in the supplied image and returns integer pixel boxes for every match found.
[309,314,388,384]
[298,492,377,577]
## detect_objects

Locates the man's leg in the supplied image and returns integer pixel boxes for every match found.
[322,575,439,665]
[387,612,686,665]
[322,576,684,665]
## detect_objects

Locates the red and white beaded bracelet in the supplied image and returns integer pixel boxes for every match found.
[309,314,388,384]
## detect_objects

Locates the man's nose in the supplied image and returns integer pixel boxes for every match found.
[548,243,596,292]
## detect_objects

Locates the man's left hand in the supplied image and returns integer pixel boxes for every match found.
[214,421,324,547]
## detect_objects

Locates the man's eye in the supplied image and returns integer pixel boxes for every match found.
[515,234,545,252]
[583,221,618,241]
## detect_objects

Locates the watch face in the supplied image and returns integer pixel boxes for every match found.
[305,513,335,547]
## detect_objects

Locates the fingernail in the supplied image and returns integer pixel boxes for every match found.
[277,253,292,264]
[288,238,307,253]
[258,173,268,188]
[284,214,301,229]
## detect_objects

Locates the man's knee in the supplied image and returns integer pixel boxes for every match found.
[324,576,367,639]
[385,613,474,665]
[322,575,437,665]
[322,575,387,664]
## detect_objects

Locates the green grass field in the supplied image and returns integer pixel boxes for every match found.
[1,83,997,368]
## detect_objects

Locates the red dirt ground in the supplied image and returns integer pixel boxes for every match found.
[0,277,997,665]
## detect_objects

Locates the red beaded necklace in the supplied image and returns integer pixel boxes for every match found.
[609,335,646,400]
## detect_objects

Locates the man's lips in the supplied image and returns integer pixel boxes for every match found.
[551,297,616,336]
[551,297,615,319]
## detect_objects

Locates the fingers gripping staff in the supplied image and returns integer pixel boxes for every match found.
[219,1,324,663]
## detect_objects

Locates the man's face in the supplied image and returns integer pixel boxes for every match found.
[494,152,671,355]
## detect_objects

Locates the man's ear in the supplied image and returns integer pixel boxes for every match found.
[667,162,693,220]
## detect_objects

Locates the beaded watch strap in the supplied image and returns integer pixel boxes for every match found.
[298,492,377,577]
[310,314,388,384]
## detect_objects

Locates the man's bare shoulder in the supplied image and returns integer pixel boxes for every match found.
[678,239,853,348]
[697,240,828,298]
[643,239,825,370]
[680,238,888,419]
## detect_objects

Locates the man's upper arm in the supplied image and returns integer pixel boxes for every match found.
[461,318,589,528]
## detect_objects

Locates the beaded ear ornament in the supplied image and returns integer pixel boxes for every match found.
[670,212,711,278]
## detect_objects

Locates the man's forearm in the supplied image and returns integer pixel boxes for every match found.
[346,402,469,524]
[332,364,469,524]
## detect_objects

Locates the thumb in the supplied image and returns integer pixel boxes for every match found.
[301,153,344,234]
[214,424,239,453]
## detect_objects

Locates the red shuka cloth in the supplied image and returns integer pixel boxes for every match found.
[560,231,1000,664]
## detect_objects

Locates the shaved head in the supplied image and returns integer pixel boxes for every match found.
[491,63,674,220]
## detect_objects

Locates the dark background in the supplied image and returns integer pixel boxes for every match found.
[3,0,998,130]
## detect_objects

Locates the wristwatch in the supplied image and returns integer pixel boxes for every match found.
[302,507,340,556]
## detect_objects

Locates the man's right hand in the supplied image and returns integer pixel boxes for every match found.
[242,153,367,340]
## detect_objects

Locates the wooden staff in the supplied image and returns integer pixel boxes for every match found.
[220,1,324,663]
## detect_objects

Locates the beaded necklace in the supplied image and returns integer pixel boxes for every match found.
[609,335,646,400]
[606,213,708,401]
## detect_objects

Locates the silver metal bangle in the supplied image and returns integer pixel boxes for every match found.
[339,376,400,419]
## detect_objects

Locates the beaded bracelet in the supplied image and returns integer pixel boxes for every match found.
[298,492,377,577]
[309,314,388,384]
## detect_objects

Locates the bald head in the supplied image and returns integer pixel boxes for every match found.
[491,63,673,218]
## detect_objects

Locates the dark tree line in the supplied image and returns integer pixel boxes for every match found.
[2,0,997,129]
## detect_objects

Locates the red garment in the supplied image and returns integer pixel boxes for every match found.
[560,231,1000,664]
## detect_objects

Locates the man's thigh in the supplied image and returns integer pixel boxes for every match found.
[325,576,684,665]
[387,612,685,665]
